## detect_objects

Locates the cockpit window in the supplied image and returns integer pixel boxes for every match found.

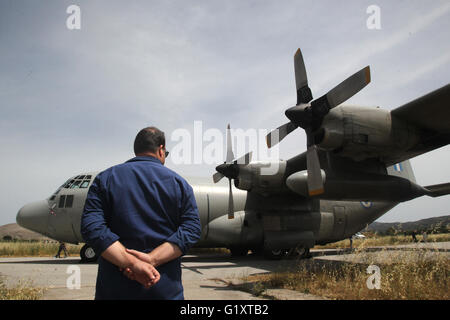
[65,180,75,188]
[71,180,81,189]
[62,175,92,189]
[50,175,93,199]
[80,181,90,188]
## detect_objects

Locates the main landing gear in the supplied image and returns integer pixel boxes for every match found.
[229,245,312,260]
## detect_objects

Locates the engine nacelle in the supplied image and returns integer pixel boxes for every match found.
[285,170,326,196]
[206,211,263,247]
[286,170,428,202]
[316,105,421,161]
[234,160,288,195]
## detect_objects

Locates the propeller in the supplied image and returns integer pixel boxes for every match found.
[266,48,371,196]
[213,124,252,219]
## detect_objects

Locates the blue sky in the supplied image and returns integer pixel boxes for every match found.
[0,0,449,225]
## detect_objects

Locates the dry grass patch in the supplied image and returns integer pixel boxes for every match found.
[0,277,44,300]
[316,233,450,249]
[245,249,449,300]
[0,241,83,257]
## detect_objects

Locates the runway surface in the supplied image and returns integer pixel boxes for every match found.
[0,253,301,300]
[0,242,448,300]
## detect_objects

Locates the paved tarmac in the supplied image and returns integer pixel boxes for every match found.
[1,242,448,300]
[0,254,302,300]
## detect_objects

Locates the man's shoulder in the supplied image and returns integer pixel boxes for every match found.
[163,167,193,189]
[101,160,189,182]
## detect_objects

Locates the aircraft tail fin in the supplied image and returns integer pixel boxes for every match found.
[424,182,450,198]
[388,160,450,198]
[387,160,417,183]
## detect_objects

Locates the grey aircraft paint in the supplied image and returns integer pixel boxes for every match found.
[14,157,422,258]
[15,50,450,260]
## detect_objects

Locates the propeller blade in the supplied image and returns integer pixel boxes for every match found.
[294,48,313,105]
[326,66,371,109]
[226,124,235,163]
[266,122,298,148]
[234,151,252,165]
[213,172,224,183]
[228,178,234,219]
[306,145,324,196]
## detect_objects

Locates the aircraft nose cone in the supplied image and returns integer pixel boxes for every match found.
[285,104,311,128]
[16,200,50,235]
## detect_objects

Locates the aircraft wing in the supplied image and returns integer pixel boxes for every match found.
[386,84,450,165]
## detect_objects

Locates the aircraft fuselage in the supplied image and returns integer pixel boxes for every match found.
[16,172,397,250]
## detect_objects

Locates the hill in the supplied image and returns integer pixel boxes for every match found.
[368,215,450,234]
[0,223,53,241]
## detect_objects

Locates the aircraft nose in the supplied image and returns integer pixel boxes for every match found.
[16,200,49,235]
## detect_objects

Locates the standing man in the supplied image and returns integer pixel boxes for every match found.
[55,241,69,258]
[81,126,202,300]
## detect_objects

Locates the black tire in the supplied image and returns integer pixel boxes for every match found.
[230,247,249,257]
[80,244,98,263]
[288,247,311,259]
[263,246,286,260]
[301,247,312,259]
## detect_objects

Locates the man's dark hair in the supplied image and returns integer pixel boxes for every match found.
[134,127,165,155]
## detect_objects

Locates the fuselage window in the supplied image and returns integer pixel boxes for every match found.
[58,195,66,208]
[65,195,74,208]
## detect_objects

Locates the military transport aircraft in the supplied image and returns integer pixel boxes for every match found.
[16,49,450,262]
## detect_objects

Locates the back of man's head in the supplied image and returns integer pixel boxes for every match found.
[134,127,165,155]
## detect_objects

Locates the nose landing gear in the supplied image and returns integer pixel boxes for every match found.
[80,244,98,263]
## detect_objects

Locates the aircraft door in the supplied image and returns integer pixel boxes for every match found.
[69,192,85,243]
[48,193,78,243]
[333,206,347,240]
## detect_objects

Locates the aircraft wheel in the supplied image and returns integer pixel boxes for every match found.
[230,247,249,257]
[288,247,311,259]
[80,244,98,263]
[263,247,286,260]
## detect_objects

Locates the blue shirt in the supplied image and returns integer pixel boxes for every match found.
[80,156,201,300]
